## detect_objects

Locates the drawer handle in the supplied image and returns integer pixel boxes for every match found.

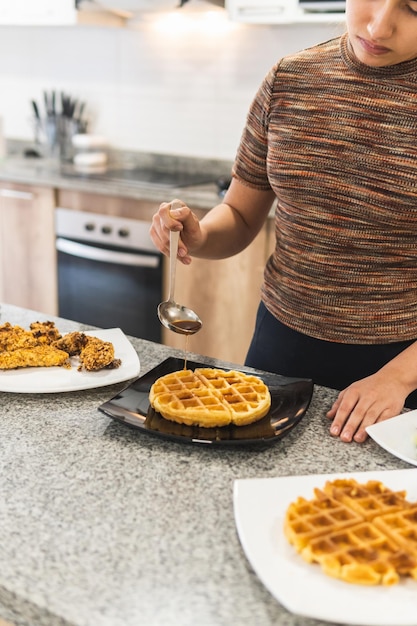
[0,188,34,200]
[56,237,160,268]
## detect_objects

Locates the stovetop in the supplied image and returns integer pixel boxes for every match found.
[61,166,218,188]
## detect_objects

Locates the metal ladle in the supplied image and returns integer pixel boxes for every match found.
[157,206,202,336]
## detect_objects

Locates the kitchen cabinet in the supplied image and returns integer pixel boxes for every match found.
[96,0,224,13]
[0,182,58,315]
[0,0,128,26]
[226,0,345,23]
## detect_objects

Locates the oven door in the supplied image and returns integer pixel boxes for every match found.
[56,236,163,342]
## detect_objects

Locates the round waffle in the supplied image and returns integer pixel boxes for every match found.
[149,367,271,428]
[284,478,417,586]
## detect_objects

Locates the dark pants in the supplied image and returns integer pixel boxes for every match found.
[245,302,417,409]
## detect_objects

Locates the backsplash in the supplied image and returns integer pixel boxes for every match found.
[0,16,344,160]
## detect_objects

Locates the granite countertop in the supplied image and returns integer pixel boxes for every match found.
[0,144,231,209]
[0,303,410,626]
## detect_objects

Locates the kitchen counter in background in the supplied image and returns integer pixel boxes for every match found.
[0,142,232,210]
[0,303,410,626]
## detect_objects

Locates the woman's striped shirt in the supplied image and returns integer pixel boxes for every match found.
[232,33,417,344]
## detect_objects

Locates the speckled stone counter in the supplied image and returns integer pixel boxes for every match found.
[0,304,410,626]
[0,147,231,210]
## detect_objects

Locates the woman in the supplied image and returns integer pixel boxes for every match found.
[150,0,417,444]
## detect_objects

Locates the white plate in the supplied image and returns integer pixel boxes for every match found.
[0,328,140,393]
[234,468,417,626]
[366,411,417,466]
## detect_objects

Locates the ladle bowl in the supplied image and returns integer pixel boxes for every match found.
[157,215,202,336]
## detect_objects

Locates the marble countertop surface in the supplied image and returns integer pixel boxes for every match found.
[0,304,410,626]
[0,146,231,209]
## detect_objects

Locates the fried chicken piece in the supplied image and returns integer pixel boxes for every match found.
[0,323,38,352]
[78,336,121,372]
[105,358,122,369]
[53,331,88,356]
[30,321,62,344]
[0,322,121,373]
[0,345,71,370]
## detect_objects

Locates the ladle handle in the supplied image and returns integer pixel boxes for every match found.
[168,229,180,303]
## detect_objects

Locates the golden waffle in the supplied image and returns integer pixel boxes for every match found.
[322,478,409,520]
[284,478,417,586]
[303,521,417,586]
[149,367,271,428]
[284,489,364,552]
[373,506,417,557]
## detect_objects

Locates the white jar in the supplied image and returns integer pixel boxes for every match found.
[72,134,108,172]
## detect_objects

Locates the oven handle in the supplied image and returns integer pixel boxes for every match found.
[56,237,160,268]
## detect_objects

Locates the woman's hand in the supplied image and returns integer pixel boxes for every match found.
[326,371,408,443]
[149,180,275,264]
[149,199,204,265]
[327,340,417,443]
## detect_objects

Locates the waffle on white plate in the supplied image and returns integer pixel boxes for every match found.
[149,367,271,428]
[284,478,417,586]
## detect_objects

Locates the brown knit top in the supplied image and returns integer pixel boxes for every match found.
[232,33,417,344]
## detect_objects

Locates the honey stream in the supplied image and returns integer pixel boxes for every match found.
[184,334,189,370]
[171,319,202,370]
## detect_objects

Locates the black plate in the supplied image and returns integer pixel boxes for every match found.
[98,358,313,447]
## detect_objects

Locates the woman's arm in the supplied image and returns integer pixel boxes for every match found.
[327,340,417,443]
[149,178,276,264]
[196,178,276,258]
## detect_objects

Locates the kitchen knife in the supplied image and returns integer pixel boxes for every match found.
[51,90,56,116]
[31,100,40,120]
[43,90,51,117]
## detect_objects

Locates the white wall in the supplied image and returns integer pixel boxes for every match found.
[0,13,345,159]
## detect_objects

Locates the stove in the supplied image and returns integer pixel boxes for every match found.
[61,166,218,188]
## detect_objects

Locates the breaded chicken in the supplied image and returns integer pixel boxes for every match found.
[0,323,38,352]
[0,321,122,372]
[53,331,88,356]
[30,321,62,344]
[104,358,122,370]
[0,345,71,370]
[78,336,121,372]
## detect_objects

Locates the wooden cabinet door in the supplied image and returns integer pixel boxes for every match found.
[0,183,58,315]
